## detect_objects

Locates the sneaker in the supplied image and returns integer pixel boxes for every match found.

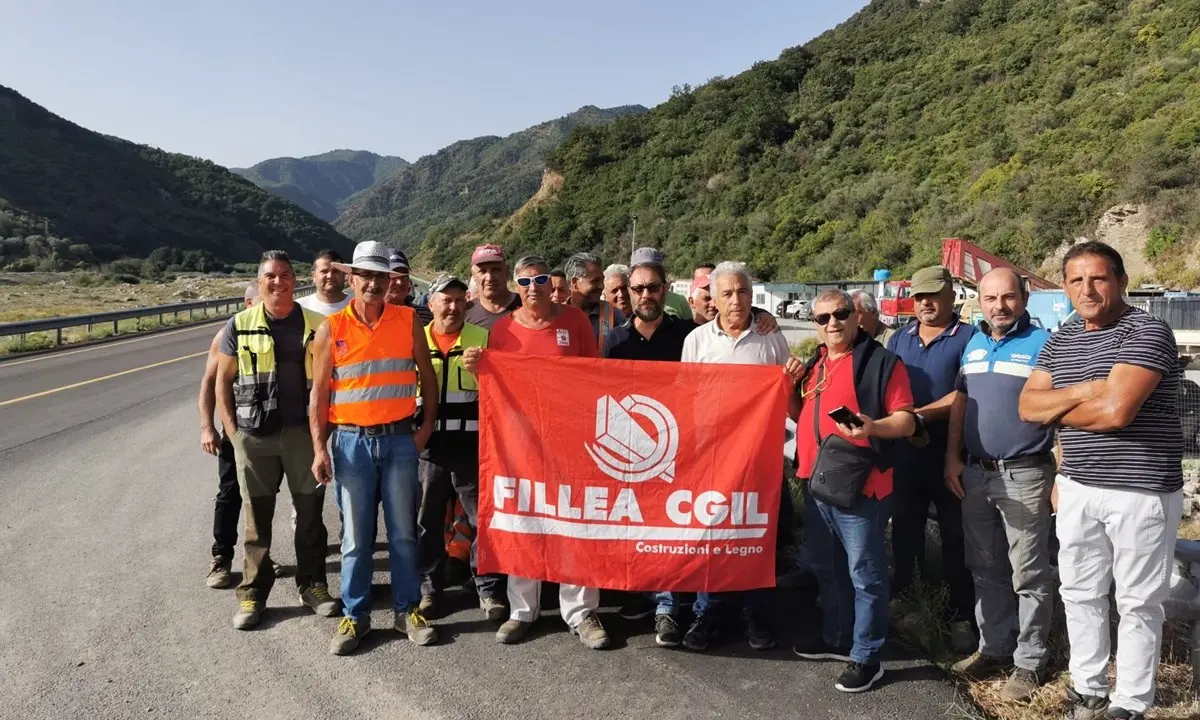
[206,556,232,589]
[617,594,655,621]
[745,615,776,651]
[479,596,507,623]
[395,610,438,646]
[232,599,263,630]
[999,667,1043,702]
[419,593,437,617]
[949,620,978,655]
[835,661,884,693]
[792,637,852,662]
[299,584,340,617]
[330,616,370,655]
[573,611,610,650]
[1066,688,1110,720]
[682,614,719,652]
[1104,709,1144,720]
[495,618,533,645]
[654,614,682,647]
[950,651,1013,680]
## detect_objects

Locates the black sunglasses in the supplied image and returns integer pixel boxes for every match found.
[814,308,854,326]
[516,274,550,287]
[629,282,663,295]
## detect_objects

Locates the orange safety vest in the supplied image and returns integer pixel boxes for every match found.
[327,303,419,426]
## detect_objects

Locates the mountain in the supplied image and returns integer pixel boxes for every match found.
[333,104,648,251]
[483,0,1200,288]
[233,150,409,222]
[0,85,352,271]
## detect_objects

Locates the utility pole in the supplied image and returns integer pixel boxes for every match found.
[630,214,637,255]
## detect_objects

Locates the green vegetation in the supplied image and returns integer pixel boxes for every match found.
[335,105,646,252]
[465,0,1200,282]
[233,150,409,221]
[0,85,353,272]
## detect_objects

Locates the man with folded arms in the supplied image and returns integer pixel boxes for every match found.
[789,289,914,693]
[462,255,611,650]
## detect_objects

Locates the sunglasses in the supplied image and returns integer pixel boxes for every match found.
[814,308,854,326]
[629,282,663,295]
[516,274,551,287]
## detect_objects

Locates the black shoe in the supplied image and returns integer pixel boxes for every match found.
[654,614,682,647]
[682,614,719,652]
[1104,709,1143,720]
[792,637,852,661]
[617,594,656,621]
[744,615,776,651]
[835,662,884,693]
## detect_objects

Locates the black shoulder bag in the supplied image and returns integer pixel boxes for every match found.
[806,362,876,509]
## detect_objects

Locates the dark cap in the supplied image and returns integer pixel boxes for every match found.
[428,273,468,295]
[388,248,411,273]
[910,265,952,295]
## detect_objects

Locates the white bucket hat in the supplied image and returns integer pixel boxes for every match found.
[331,241,400,276]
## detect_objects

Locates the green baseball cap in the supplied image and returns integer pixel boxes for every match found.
[910,266,953,295]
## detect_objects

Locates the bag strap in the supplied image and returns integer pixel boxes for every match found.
[810,360,824,446]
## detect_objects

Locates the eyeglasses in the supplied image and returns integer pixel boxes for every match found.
[353,271,391,284]
[629,282,663,295]
[813,308,854,326]
[516,274,551,287]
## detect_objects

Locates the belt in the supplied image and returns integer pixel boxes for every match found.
[970,452,1054,472]
[334,418,414,437]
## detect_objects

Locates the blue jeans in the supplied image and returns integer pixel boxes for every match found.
[693,589,770,619]
[803,485,890,664]
[654,592,678,616]
[333,429,421,622]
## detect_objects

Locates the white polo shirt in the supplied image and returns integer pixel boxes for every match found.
[681,315,790,366]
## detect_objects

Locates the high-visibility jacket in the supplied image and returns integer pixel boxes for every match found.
[420,322,487,436]
[327,303,419,426]
[232,303,322,433]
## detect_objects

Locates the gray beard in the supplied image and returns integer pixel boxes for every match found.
[635,306,664,323]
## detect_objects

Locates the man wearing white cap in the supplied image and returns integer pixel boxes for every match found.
[311,241,442,654]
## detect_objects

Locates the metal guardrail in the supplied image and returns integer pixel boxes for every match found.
[0,285,314,349]
[1131,297,1200,331]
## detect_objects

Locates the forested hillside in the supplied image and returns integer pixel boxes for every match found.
[0,85,352,272]
[475,0,1200,286]
[334,105,646,251]
[233,150,409,221]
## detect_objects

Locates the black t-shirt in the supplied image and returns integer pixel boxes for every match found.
[464,293,521,330]
[1035,307,1182,493]
[220,305,309,427]
[603,315,697,362]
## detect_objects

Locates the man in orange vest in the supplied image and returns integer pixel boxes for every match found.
[309,241,441,655]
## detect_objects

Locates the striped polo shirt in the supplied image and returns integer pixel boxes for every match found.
[955,314,1054,461]
[1034,307,1182,493]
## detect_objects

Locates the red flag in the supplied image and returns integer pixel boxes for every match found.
[476,351,788,592]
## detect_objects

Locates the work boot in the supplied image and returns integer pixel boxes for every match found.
[999,667,1044,702]
[495,618,533,645]
[573,611,610,649]
[419,593,437,616]
[232,599,263,630]
[949,620,978,655]
[951,651,1013,679]
[206,556,232,589]
[479,596,507,622]
[1066,688,1110,720]
[395,610,438,646]
[299,584,340,617]
[330,616,370,655]
[1103,709,1144,720]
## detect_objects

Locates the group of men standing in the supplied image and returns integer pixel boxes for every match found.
[196,237,1185,717]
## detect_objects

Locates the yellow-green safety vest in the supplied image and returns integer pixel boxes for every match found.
[232,303,323,432]
[420,322,488,434]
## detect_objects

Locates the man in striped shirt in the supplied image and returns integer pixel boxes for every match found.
[1019,241,1183,720]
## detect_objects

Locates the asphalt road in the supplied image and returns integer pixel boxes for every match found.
[0,323,965,720]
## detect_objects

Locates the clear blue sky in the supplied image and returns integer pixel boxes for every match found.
[6,0,869,169]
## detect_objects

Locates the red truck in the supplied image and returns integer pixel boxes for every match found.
[878,238,1058,327]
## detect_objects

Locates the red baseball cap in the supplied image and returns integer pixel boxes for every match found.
[471,244,506,265]
[689,271,711,296]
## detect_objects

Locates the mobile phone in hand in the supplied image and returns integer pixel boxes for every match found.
[827,405,864,428]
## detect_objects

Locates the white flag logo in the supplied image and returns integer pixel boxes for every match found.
[585,394,678,483]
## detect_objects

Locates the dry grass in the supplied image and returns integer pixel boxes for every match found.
[0,271,251,323]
